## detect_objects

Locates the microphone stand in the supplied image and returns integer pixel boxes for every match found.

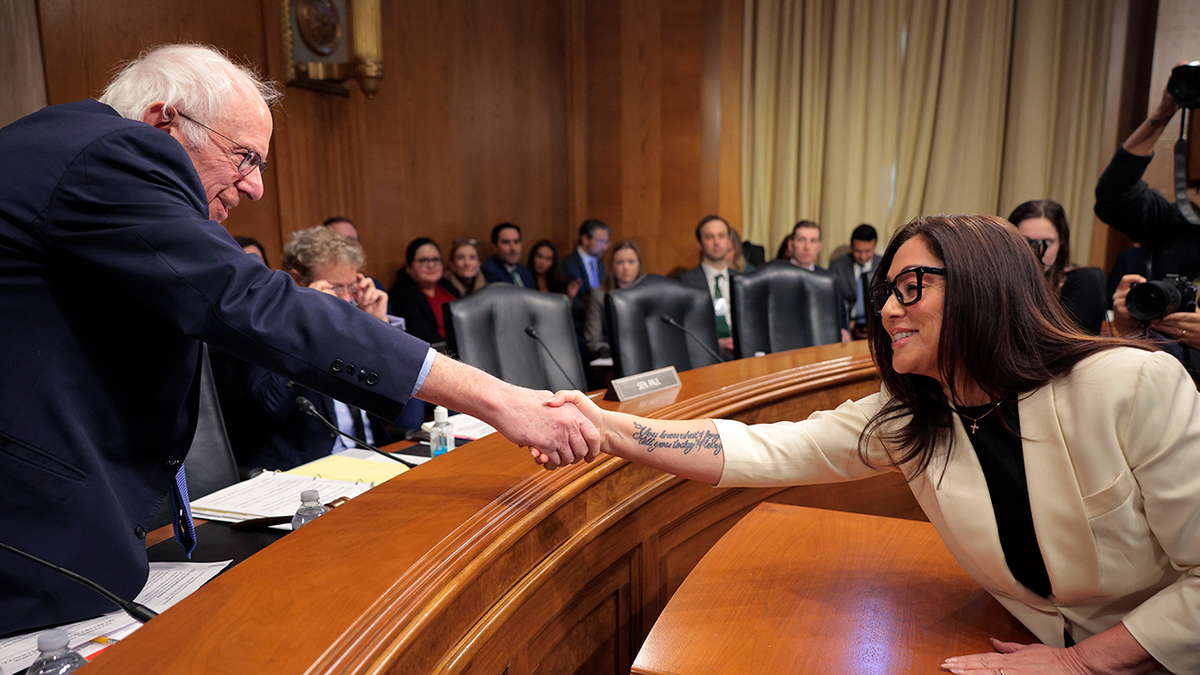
[524,326,583,391]
[0,541,157,624]
[295,397,418,469]
[659,315,724,363]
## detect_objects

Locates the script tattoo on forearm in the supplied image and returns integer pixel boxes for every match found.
[631,422,723,456]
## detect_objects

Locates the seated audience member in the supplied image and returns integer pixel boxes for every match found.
[727,227,751,273]
[677,215,738,354]
[1095,73,1200,280]
[561,219,612,329]
[443,238,487,297]
[324,216,360,242]
[235,235,269,267]
[529,239,582,300]
[242,226,398,470]
[789,220,850,342]
[322,215,390,310]
[481,222,535,286]
[585,240,644,359]
[829,224,882,339]
[390,237,457,344]
[1007,200,1106,335]
[546,214,1200,675]
[775,233,792,261]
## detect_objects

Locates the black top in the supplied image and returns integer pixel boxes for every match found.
[956,397,1052,598]
[1059,267,1106,335]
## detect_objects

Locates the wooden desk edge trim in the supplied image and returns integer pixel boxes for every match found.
[315,352,880,672]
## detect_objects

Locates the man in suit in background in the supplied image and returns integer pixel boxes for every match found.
[0,43,596,636]
[677,215,738,355]
[242,226,406,471]
[481,222,535,287]
[788,220,850,342]
[561,218,611,337]
[828,223,882,339]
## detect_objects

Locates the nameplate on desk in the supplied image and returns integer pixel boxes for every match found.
[605,366,681,402]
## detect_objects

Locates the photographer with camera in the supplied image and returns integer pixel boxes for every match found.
[1095,61,1200,280]
[1112,272,1200,385]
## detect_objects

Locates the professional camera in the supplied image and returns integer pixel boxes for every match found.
[1125,274,1199,321]
[1168,61,1200,109]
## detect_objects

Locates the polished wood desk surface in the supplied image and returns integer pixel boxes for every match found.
[89,341,902,675]
[633,502,1035,675]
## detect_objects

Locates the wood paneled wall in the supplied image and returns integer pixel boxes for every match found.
[35,0,742,284]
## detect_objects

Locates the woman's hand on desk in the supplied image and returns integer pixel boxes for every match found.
[941,622,1159,675]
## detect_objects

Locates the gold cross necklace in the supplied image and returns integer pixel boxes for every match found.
[949,398,1005,434]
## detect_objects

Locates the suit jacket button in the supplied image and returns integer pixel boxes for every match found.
[365,372,379,385]
[134,525,147,540]
[331,359,344,373]
[345,363,355,376]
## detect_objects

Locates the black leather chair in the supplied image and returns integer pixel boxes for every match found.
[444,283,587,391]
[151,343,240,530]
[605,275,721,378]
[730,260,842,358]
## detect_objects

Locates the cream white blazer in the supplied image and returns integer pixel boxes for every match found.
[715,348,1199,674]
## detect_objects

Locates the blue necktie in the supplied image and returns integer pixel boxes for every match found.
[171,465,197,558]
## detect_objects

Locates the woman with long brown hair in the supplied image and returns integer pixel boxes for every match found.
[546,215,1198,675]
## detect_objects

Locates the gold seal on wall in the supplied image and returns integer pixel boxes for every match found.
[294,0,342,56]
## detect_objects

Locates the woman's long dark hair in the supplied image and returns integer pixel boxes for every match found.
[859,214,1151,478]
[1007,199,1071,293]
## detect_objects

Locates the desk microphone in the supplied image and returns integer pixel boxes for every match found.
[524,326,583,391]
[659,315,724,363]
[295,397,418,468]
[0,541,157,624]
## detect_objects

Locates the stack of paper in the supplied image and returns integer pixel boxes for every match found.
[190,471,374,523]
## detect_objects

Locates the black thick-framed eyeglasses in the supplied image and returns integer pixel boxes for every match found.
[870,266,945,314]
[176,111,269,176]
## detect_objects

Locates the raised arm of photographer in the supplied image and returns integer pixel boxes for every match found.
[539,390,725,483]
[416,354,599,468]
[1122,68,1184,156]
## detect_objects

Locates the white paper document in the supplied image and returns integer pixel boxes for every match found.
[421,412,497,440]
[0,560,228,673]
[190,470,373,523]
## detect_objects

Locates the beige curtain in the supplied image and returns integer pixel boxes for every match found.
[742,0,1113,265]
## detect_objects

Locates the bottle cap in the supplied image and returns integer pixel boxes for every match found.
[37,629,69,652]
[434,406,448,424]
[300,489,320,503]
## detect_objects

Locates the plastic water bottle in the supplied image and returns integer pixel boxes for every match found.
[430,406,455,457]
[291,489,327,530]
[27,630,87,675]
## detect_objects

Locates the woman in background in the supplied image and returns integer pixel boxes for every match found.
[1007,200,1106,334]
[389,237,456,344]
[442,238,487,298]
[528,239,580,302]
[584,240,644,359]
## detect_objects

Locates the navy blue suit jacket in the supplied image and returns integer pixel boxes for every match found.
[0,100,430,635]
[480,255,535,287]
[241,366,394,471]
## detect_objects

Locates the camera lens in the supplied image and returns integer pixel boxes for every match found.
[1126,281,1181,321]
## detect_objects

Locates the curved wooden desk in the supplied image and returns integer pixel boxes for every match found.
[633,503,1036,674]
[89,341,930,674]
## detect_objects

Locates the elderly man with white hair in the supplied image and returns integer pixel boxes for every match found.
[0,44,597,635]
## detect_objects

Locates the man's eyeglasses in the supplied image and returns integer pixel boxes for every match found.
[870,266,945,314]
[176,111,268,177]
